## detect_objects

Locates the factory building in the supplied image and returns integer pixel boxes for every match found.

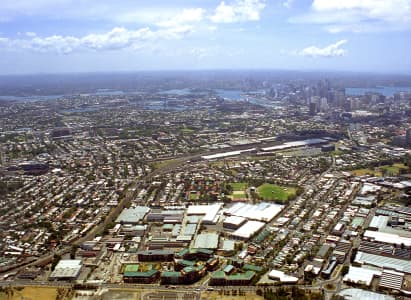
[49,260,82,281]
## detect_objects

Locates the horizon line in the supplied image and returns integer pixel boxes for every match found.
[1,68,411,77]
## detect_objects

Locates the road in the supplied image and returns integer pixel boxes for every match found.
[0,279,335,293]
[0,278,350,300]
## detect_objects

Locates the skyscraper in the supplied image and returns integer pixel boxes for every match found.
[406,129,411,145]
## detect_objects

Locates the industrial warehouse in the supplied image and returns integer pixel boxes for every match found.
[49,200,285,286]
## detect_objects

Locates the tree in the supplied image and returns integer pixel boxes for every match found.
[403,154,411,168]
[70,245,78,259]
[51,254,61,271]
[330,295,345,300]
[350,248,358,263]
[341,265,349,276]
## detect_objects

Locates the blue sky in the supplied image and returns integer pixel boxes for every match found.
[0,0,410,74]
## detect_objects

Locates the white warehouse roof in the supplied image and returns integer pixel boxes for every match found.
[261,138,327,152]
[116,206,150,224]
[268,269,299,283]
[364,230,411,247]
[369,216,389,230]
[355,251,411,274]
[231,220,265,240]
[49,259,82,280]
[187,204,222,224]
[225,202,283,222]
[201,148,256,160]
[343,266,382,286]
[187,204,222,215]
[224,216,246,226]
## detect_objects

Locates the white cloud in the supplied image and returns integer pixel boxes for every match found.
[283,0,294,9]
[156,8,205,27]
[189,47,211,60]
[0,26,192,54]
[25,32,37,37]
[291,0,411,32]
[312,0,409,19]
[0,1,200,25]
[210,0,266,23]
[186,45,244,60]
[0,37,10,45]
[297,40,348,58]
[208,26,218,32]
[0,0,269,28]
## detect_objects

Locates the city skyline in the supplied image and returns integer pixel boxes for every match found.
[0,0,410,74]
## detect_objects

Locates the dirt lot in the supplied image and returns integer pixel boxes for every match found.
[0,286,71,300]
[201,291,263,300]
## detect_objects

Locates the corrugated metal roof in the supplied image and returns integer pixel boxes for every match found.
[193,233,219,249]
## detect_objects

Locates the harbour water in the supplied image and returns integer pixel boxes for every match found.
[345,86,411,96]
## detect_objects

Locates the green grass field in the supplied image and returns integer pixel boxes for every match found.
[257,183,296,202]
[180,128,195,134]
[189,191,199,200]
[351,168,382,177]
[351,163,408,177]
[229,182,248,200]
[230,182,248,190]
[380,163,408,175]
[232,190,246,199]
[151,158,178,170]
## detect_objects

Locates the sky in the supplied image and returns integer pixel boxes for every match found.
[0,0,410,74]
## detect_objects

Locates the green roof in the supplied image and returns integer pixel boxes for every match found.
[124,270,158,278]
[161,271,182,278]
[243,264,263,273]
[227,271,255,281]
[194,248,213,255]
[128,247,138,253]
[351,217,365,227]
[178,260,196,267]
[207,258,216,264]
[177,248,213,258]
[254,229,270,243]
[197,265,205,271]
[183,266,197,273]
[124,264,139,273]
[231,258,244,264]
[177,248,189,257]
[211,271,226,279]
[138,250,174,255]
[223,265,234,273]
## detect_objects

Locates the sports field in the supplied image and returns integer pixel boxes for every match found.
[229,182,247,200]
[257,183,296,202]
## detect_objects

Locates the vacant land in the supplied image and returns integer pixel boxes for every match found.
[258,183,296,202]
[203,291,263,300]
[0,287,61,300]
